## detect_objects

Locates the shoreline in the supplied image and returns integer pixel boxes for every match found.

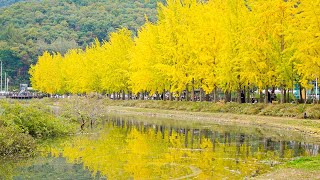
[104,105,320,179]
[104,105,320,141]
[3,98,319,179]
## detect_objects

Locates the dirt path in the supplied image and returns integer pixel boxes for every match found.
[256,168,320,180]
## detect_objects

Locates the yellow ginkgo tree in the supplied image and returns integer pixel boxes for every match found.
[294,0,320,89]
[29,51,64,95]
[100,28,134,98]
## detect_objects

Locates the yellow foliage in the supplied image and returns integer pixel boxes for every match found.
[29,0,320,95]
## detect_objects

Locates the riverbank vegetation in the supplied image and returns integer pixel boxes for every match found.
[0,100,75,157]
[30,0,320,104]
[102,99,320,119]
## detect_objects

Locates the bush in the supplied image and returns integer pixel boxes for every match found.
[0,126,35,156]
[0,102,74,138]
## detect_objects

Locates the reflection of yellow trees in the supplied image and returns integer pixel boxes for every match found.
[125,129,150,178]
[125,128,165,179]
[61,128,129,179]
[165,133,270,179]
[51,123,314,179]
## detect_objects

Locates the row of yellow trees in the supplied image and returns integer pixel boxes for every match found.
[30,0,320,102]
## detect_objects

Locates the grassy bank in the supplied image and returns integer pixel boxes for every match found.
[257,156,320,179]
[0,100,76,157]
[102,100,320,119]
[41,96,320,139]
[287,156,320,170]
[42,97,320,138]
[26,97,320,137]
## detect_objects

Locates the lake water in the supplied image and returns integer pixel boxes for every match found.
[1,116,319,179]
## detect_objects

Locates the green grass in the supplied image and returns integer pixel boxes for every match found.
[286,156,320,170]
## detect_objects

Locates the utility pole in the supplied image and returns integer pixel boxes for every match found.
[4,72,6,94]
[0,60,2,92]
[6,77,9,93]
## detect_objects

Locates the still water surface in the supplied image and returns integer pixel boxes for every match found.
[1,116,319,179]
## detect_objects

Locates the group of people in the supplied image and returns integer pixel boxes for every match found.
[267,91,276,103]
[241,90,276,104]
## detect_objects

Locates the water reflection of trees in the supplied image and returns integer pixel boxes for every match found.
[53,117,320,179]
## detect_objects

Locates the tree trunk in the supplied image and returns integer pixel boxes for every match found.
[163,89,166,101]
[128,91,132,100]
[299,83,303,103]
[264,86,268,104]
[205,93,210,101]
[238,89,242,103]
[199,88,203,102]
[280,88,284,104]
[283,89,287,103]
[301,88,307,103]
[169,91,173,101]
[224,91,231,103]
[185,84,189,101]
[122,90,125,100]
[191,78,195,102]
[246,86,250,103]
[213,86,217,103]
[224,91,228,103]
[259,90,263,103]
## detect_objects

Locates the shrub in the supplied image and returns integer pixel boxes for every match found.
[0,126,35,156]
[0,102,74,138]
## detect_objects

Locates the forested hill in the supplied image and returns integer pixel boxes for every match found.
[0,0,28,7]
[0,0,164,87]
